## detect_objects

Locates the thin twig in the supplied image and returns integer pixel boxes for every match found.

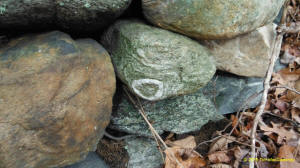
[230,91,263,136]
[124,87,184,168]
[272,86,300,95]
[103,131,136,141]
[264,111,300,127]
[249,27,285,168]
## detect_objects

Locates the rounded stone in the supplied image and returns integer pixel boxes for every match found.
[101,20,216,101]
[142,0,285,39]
[0,31,116,168]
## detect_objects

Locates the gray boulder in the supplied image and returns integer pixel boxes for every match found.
[110,88,222,136]
[101,20,216,101]
[202,73,264,114]
[142,0,285,40]
[203,24,277,77]
[64,152,109,168]
[125,137,163,168]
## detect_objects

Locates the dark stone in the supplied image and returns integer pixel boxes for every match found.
[64,152,109,168]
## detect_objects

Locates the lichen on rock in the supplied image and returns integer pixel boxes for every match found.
[101,20,216,101]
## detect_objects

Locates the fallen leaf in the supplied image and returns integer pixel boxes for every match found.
[263,139,277,156]
[208,151,231,164]
[277,145,300,168]
[209,136,235,153]
[210,163,232,168]
[274,99,289,112]
[231,115,240,136]
[164,136,206,168]
[260,122,298,144]
[173,136,196,149]
[291,108,300,123]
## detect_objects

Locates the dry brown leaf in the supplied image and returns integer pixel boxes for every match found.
[231,115,240,136]
[164,148,206,168]
[164,136,206,168]
[272,68,300,98]
[209,136,235,154]
[292,96,300,108]
[277,145,300,168]
[263,139,277,156]
[256,161,277,168]
[233,146,249,161]
[173,136,196,149]
[274,99,289,112]
[291,107,300,123]
[210,163,232,168]
[208,151,231,164]
[260,122,298,144]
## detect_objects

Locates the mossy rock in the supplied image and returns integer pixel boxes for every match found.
[142,0,285,39]
[101,20,216,101]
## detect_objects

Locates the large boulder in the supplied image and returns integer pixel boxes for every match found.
[0,0,131,31]
[203,24,277,77]
[0,31,116,168]
[0,0,55,29]
[110,88,222,136]
[101,20,216,101]
[56,0,132,31]
[142,0,284,40]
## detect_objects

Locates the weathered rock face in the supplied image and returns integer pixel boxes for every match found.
[142,0,284,40]
[64,152,109,168]
[0,0,55,29]
[202,73,263,114]
[203,24,277,77]
[56,0,132,31]
[110,89,222,136]
[125,137,163,168]
[101,20,216,101]
[0,31,116,168]
[0,0,131,31]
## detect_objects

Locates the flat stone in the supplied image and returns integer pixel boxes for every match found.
[202,73,264,114]
[0,0,55,29]
[56,0,132,31]
[110,88,222,136]
[64,152,109,168]
[0,31,116,168]
[101,20,216,101]
[142,0,284,40]
[0,0,132,31]
[203,24,277,77]
[125,137,163,168]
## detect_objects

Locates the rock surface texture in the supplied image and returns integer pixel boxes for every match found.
[0,0,131,31]
[0,31,116,168]
[56,0,132,31]
[125,137,163,168]
[203,24,277,77]
[202,73,263,114]
[142,0,285,39]
[101,20,216,101]
[64,152,109,168]
[0,0,55,29]
[110,89,222,136]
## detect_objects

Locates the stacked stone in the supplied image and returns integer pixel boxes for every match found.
[0,0,285,168]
